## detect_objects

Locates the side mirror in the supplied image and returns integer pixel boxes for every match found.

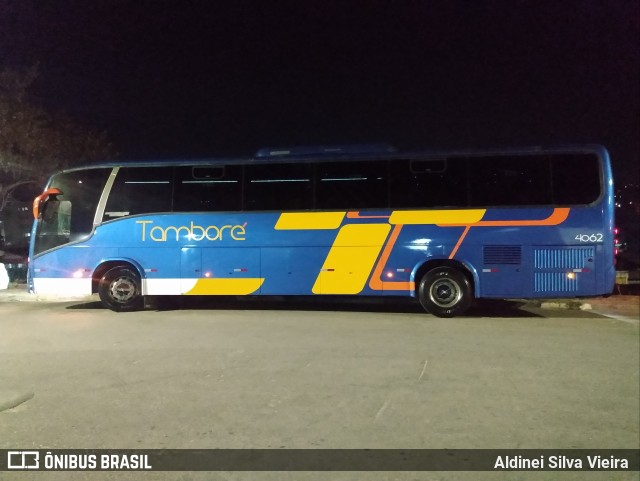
[33,188,63,220]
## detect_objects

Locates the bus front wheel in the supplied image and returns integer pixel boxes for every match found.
[418,267,472,318]
[98,266,143,312]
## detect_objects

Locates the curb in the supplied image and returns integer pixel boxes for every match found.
[537,300,592,310]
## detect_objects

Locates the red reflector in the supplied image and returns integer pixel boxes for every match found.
[150,269,158,272]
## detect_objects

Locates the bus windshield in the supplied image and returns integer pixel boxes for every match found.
[33,168,110,255]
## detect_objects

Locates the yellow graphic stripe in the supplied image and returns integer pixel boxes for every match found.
[389,209,486,225]
[275,212,345,230]
[313,224,391,294]
[185,278,264,295]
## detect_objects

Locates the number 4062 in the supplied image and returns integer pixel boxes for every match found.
[575,233,603,242]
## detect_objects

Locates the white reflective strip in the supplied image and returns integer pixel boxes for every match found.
[33,278,92,296]
[142,278,200,295]
[143,278,183,295]
[182,180,238,184]
[124,181,170,184]
[250,179,310,183]
[321,177,367,182]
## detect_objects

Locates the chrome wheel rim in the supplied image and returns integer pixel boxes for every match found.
[109,276,137,303]
[429,278,461,308]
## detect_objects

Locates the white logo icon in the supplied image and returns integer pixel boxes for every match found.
[7,451,40,469]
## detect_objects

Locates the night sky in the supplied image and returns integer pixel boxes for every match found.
[1,1,638,180]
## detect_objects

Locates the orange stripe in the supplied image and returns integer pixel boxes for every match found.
[474,207,570,226]
[437,207,570,227]
[445,208,569,259]
[347,211,391,219]
[369,224,413,291]
[448,225,471,259]
[369,208,570,291]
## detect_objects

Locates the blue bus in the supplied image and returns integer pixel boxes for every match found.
[28,145,615,317]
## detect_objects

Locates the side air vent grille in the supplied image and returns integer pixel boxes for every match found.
[534,247,594,269]
[483,245,522,265]
[534,273,579,293]
[533,246,595,293]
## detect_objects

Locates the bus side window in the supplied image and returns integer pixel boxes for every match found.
[551,154,601,205]
[244,163,313,211]
[316,161,387,210]
[389,158,468,209]
[104,167,173,219]
[173,165,242,212]
[469,155,551,207]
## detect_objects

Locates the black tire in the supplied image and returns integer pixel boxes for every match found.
[418,267,472,318]
[98,266,143,312]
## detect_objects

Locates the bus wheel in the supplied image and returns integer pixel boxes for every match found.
[418,267,472,318]
[98,266,143,312]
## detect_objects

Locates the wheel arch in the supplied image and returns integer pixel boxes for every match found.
[92,259,145,294]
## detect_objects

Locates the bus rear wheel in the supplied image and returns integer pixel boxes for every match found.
[418,267,472,318]
[98,266,143,312]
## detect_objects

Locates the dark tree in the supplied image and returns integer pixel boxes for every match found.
[0,65,114,213]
